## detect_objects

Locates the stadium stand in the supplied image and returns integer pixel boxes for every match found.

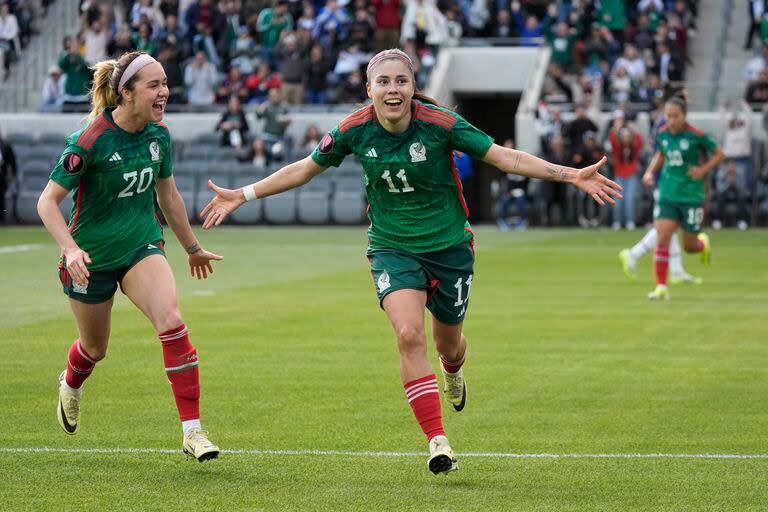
[1,0,766,228]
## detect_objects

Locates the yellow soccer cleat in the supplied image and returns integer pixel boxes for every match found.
[619,249,637,280]
[647,285,670,301]
[428,435,458,475]
[182,428,220,462]
[698,233,711,265]
[669,272,703,285]
[442,367,466,412]
[57,371,81,435]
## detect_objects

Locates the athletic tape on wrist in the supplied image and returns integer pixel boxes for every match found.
[242,185,257,201]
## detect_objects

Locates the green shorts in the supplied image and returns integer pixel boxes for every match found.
[654,201,705,233]
[58,241,166,304]
[367,242,475,325]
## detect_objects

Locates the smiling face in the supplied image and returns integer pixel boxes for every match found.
[366,58,415,133]
[123,61,169,124]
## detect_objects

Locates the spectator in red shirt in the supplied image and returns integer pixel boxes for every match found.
[609,119,644,230]
[245,62,282,104]
[371,0,401,52]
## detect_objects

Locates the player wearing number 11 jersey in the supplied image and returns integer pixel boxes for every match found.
[37,51,222,461]
[642,97,725,300]
[201,48,622,474]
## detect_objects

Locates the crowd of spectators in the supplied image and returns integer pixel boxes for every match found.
[23,0,766,227]
[1,0,48,80]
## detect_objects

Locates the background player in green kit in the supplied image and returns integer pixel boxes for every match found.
[37,52,222,461]
[642,97,726,300]
[200,49,622,474]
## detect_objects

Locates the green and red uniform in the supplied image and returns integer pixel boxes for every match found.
[654,122,718,232]
[311,100,494,324]
[50,108,173,302]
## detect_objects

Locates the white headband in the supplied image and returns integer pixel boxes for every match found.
[118,54,157,94]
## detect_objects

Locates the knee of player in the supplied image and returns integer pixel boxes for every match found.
[156,309,184,334]
[395,325,427,353]
[83,342,109,361]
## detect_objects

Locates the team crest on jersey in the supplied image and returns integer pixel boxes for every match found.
[319,133,334,154]
[149,141,160,161]
[377,271,391,292]
[409,141,426,162]
[680,139,689,150]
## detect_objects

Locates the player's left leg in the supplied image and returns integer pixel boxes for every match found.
[121,254,219,462]
[432,318,467,412]
[648,219,678,300]
[683,231,711,264]
[669,233,703,284]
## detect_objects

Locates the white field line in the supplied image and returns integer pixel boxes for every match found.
[1,447,768,459]
[0,244,43,254]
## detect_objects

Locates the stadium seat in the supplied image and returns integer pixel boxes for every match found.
[172,163,198,222]
[297,172,332,224]
[182,145,214,162]
[191,132,220,145]
[16,162,51,224]
[5,133,35,146]
[196,166,233,223]
[37,132,67,145]
[230,168,266,224]
[330,165,366,225]
[263,164,297,223]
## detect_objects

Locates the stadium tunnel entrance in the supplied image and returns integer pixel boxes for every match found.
[455,93,521,224]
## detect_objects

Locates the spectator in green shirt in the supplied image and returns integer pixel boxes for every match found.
[58,37,90,104]
[257,0,294,62]
[547,21,576,71]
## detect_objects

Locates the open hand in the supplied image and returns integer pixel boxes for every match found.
[200,180,246,229]
[188,247,223,279]
[572,156,623,205]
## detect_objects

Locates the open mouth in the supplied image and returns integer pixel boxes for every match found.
[152,100,166,114]
[383,98,403,111]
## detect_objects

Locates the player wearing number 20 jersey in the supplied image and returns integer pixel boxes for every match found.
[49,107,172,271]
[311,100,494,254]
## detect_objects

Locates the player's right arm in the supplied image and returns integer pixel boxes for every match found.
[200,155,327,229]
[37,180,91,286]
[642,151,664,187]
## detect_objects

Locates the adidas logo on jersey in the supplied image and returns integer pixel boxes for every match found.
[365,148,378,158]
[109,152,122,162]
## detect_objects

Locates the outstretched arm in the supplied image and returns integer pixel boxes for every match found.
[200,155,327,229]
[482,143,622,205]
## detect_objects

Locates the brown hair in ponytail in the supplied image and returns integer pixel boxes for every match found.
[87,51,147,122]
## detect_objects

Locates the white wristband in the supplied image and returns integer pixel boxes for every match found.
[242,185,257,202]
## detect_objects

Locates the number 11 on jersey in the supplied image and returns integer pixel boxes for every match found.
[381,169,415,193]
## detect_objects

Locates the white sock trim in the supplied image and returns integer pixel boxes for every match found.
[182,419,202,435]
[61,380,83,396]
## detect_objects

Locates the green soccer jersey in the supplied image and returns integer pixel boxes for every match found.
[656,123,718,204]
[49,108,173,271]
[311,101,494,253]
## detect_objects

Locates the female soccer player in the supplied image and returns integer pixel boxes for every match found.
[200,49,621,473]
[37,51,222,461]
[642,97,726,300]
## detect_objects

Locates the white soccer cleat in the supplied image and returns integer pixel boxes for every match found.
[182,428,220,462]
[57,371,81,435]
[647,285,670,301]
[442,368,466,412]
[428,435,458,475]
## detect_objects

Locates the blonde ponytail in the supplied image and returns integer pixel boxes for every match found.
[86,52,147,122]
[88,60,119,122]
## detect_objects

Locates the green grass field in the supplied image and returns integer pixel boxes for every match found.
[1,226,766,511]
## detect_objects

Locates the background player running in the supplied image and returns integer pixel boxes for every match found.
[642,97,725,300]
[200,49,622,474]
